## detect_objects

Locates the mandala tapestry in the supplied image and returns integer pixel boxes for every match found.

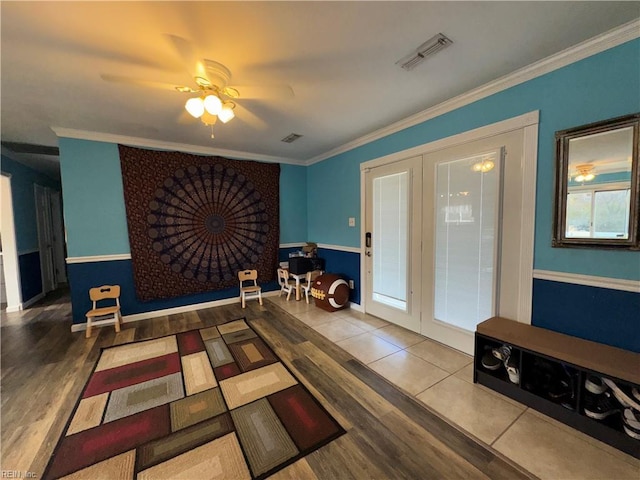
[119,145,280,301]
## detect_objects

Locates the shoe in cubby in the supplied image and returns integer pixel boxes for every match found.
[583,391,621,420]
[481,349,502,371]
[585,375,607,395]
[622,409,640,440]
[602,378,640,411]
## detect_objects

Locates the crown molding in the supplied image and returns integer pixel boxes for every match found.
[306,18,640,166]
[51,127,304,166]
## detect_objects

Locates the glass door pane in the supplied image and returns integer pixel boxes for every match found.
[372,172,408,311]
[433,151,500,331]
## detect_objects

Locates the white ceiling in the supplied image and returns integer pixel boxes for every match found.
[2,1,639,177]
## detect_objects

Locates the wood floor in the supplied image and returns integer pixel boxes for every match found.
[1,290,535,479]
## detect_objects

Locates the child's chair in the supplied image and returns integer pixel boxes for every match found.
[85,285,122,338]
[301,269,323,304]
[238,269,263,308]
[277,268,296,301]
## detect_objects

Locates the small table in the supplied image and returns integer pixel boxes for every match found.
[288,272,307,301]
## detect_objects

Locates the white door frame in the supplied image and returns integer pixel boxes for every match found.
[360,111,539,326]
[1,173,23,311]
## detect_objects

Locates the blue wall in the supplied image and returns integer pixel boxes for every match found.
[58,139,309,257]
[306,39,640,351]
[67,259,280,324]
[1,155,61,302]
[58,139,308,322]
[1,155,61,252]
[532,279,640,353]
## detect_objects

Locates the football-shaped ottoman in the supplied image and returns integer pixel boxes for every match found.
[311,273,350,312]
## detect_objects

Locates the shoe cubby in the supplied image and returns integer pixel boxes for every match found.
[474,317,640,459]
[474,337,522,386]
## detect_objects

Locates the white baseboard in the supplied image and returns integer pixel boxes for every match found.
[6,303,23,313]
[71,289,282,332]
[349,302,364,312]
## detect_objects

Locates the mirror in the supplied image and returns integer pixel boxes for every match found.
[553,113,639,249]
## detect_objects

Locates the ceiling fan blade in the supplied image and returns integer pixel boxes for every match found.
[100,74,194,92]
[164,34,209,84]
[229,85,294,100]
[233,103,268,130]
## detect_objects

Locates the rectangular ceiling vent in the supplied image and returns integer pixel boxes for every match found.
[396,33,453,71]
[281,133,303,143]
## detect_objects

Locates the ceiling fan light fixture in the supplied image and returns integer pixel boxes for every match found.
[185,97,205,118]
[574,164,596,182]
[472,159,495,173]
[218,102,236,123]
[201,110,218,126]
[203,94,222,115]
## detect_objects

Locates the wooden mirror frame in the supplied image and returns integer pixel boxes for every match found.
[553,113,640,250]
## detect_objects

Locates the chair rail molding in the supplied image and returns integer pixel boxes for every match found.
[533,270,640,293]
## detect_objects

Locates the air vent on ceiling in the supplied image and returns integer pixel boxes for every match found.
[281,133,303,143]
[396,33,453,71]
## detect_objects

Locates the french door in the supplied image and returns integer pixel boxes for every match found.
[364,156,422,333]
[422,131,524,353]
[363,129,526,354]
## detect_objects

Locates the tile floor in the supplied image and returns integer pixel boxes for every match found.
[270,295,640,480]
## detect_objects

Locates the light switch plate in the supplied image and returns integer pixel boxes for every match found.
[348,217,356,227]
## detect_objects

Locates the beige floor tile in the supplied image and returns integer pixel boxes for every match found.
[339,312,390,331]
[295,309,343,328]
[406,339,472,373]
[272,297,314,314]
[416,375,525,444]
[369,351,450,396]
[453,363,525,409]
[335,332,402,364]
[526,409,640,467]
[371,324,425,349]
[453,363,475,383]
[313,321,367,343]
[494,410,639,480]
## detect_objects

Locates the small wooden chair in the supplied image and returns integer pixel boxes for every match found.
[277,268,296,301]
[85,285,122,338]
[301,269,323,304]
[238,269,263,308]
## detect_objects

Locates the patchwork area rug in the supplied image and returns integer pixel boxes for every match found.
[43,319,344,479]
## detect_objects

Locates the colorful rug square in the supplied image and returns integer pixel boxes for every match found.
[43,318,345,479]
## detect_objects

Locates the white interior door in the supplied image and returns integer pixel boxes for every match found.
[34,185,56,293]
[422,130,524,354]
[364,156,422,333]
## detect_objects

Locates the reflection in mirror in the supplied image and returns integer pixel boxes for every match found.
[554,113,639,249]
[565,127,633,239]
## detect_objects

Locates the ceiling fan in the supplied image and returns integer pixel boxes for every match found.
[101,35,294,138]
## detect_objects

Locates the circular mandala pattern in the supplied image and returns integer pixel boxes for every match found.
[147,164,269,283]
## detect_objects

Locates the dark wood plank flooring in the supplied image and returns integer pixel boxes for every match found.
[1,291,535,479]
